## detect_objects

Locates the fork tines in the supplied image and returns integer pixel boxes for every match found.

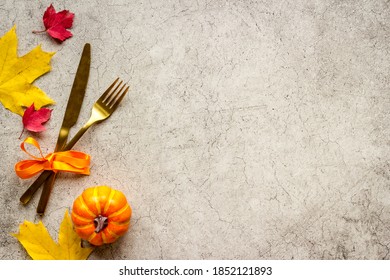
[100,78,129,109]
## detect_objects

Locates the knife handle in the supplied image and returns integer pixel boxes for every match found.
[19,170,53,204]
[37,173,57,215]
[20,119,94,205]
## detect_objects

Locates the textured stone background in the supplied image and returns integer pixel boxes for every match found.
[0,0,389,259]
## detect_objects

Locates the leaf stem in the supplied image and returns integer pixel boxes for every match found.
[19,127,25,140]
[32,30,46,34]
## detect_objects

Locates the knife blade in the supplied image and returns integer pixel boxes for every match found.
[19,43,91,208]
[53,44,92,153]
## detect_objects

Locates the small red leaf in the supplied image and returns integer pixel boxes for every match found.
[22,103,52,134]
[35,4,74,42]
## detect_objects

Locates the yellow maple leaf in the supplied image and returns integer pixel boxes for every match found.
[12,210,93,260]
[0,26,55,116]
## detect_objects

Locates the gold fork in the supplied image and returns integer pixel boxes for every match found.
[61,78,129,151]
[20,78,129,207]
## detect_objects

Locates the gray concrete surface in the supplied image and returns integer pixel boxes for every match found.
[0,0,389,259]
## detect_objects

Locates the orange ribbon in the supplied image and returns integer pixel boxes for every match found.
[15,137,91,179]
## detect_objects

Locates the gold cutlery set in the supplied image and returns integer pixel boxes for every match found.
[19,43,129,215]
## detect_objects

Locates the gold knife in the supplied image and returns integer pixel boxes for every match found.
[37,43,91,214]
[19,43,91,212]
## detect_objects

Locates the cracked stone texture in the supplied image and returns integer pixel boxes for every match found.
[0,0,389,260]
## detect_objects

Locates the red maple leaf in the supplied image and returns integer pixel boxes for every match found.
[33,4,74,42]
[20,103,52,138]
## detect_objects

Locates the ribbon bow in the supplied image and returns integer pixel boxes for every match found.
[15,137,91,179]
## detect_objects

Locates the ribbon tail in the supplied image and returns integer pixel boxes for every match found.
[15,160,46,179]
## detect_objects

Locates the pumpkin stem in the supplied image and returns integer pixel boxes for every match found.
[94,215,108,233]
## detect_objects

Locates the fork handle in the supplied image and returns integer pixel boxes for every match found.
[64,118,95,150]
[19,118,96,205]
[19,170,53,204]
[36,120,95,213]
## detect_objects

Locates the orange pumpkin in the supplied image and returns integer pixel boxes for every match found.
[71,186,132,246]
